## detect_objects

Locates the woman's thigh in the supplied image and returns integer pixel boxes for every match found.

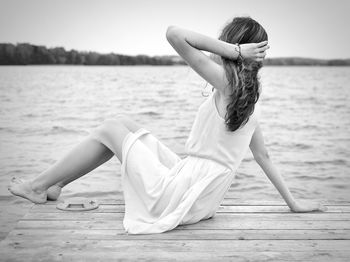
[90,115,146,162]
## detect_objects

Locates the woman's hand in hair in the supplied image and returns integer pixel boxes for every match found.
[289,199,328,213]
[239,41,269,62]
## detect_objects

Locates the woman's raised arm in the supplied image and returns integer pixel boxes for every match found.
[166,26,268,91]
[249,123,328,212]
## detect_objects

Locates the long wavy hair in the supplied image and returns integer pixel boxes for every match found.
[218,17,268,132]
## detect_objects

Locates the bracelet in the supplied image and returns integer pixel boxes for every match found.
[235,43,243,61]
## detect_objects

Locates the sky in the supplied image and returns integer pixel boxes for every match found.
[0,0,349,59]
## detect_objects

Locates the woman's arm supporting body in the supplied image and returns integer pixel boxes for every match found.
[249,124,327,212]
[166,26,268,92]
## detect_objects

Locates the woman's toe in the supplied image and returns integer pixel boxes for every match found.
[11,177,23,184]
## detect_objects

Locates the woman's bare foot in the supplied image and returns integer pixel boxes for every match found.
[8,177,47,204]
[47,184,62,201]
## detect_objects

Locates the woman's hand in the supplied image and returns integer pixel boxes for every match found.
[239,41,269,62]
[289,200,328,213]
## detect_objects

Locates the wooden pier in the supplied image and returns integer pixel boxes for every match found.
[1,197,349,261]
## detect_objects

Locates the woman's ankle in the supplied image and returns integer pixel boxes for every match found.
[56,182,65,188]
[30,180,47,193]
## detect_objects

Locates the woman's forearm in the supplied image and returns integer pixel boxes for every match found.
[166,26,239,60]
[256,157,297,209]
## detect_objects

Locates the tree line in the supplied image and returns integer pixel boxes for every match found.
[0,43,185,65]
[0,43,349,66]
[264,57,350,66]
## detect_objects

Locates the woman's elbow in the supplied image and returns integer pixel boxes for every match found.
[254,150,270,163]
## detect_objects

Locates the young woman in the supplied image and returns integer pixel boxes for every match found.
[9,17,327,234]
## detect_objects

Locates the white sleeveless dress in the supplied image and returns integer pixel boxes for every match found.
[90,90,260,234]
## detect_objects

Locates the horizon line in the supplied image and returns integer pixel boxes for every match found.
[1,42,349,61]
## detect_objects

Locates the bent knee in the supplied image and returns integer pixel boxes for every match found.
[90,115,134,140]
[99,115,127,128]
[114,114,132,125]
[93,117,124,136]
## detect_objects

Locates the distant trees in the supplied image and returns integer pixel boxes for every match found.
[263,57,350,66]
[0,43,349,66]
[0,43,186,65]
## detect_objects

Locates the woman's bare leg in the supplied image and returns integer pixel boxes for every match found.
[45,145,113,200]
[48,115,143,186]
[46,115,145,200]
[8,116,139,204]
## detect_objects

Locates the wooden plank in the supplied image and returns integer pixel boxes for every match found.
[219,205,350,213]
[22,211,350,221]
[222,196,350,206]
[220,199,350,206]
[30,204,350,213]
[16,219,350,230]
[1,239,349,251]
[2,200,350,262]
[41,198,350,206]
[0,203,34,241]
[1,249,349,262]
[7,228,350,240]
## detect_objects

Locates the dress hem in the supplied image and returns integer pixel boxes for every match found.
[121,127,151,177]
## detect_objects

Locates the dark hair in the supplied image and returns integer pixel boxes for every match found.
[219,17,268,131]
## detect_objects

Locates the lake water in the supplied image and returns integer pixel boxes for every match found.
[0,65,349,239]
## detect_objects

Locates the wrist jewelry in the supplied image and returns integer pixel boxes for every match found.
[235,43,243,61]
